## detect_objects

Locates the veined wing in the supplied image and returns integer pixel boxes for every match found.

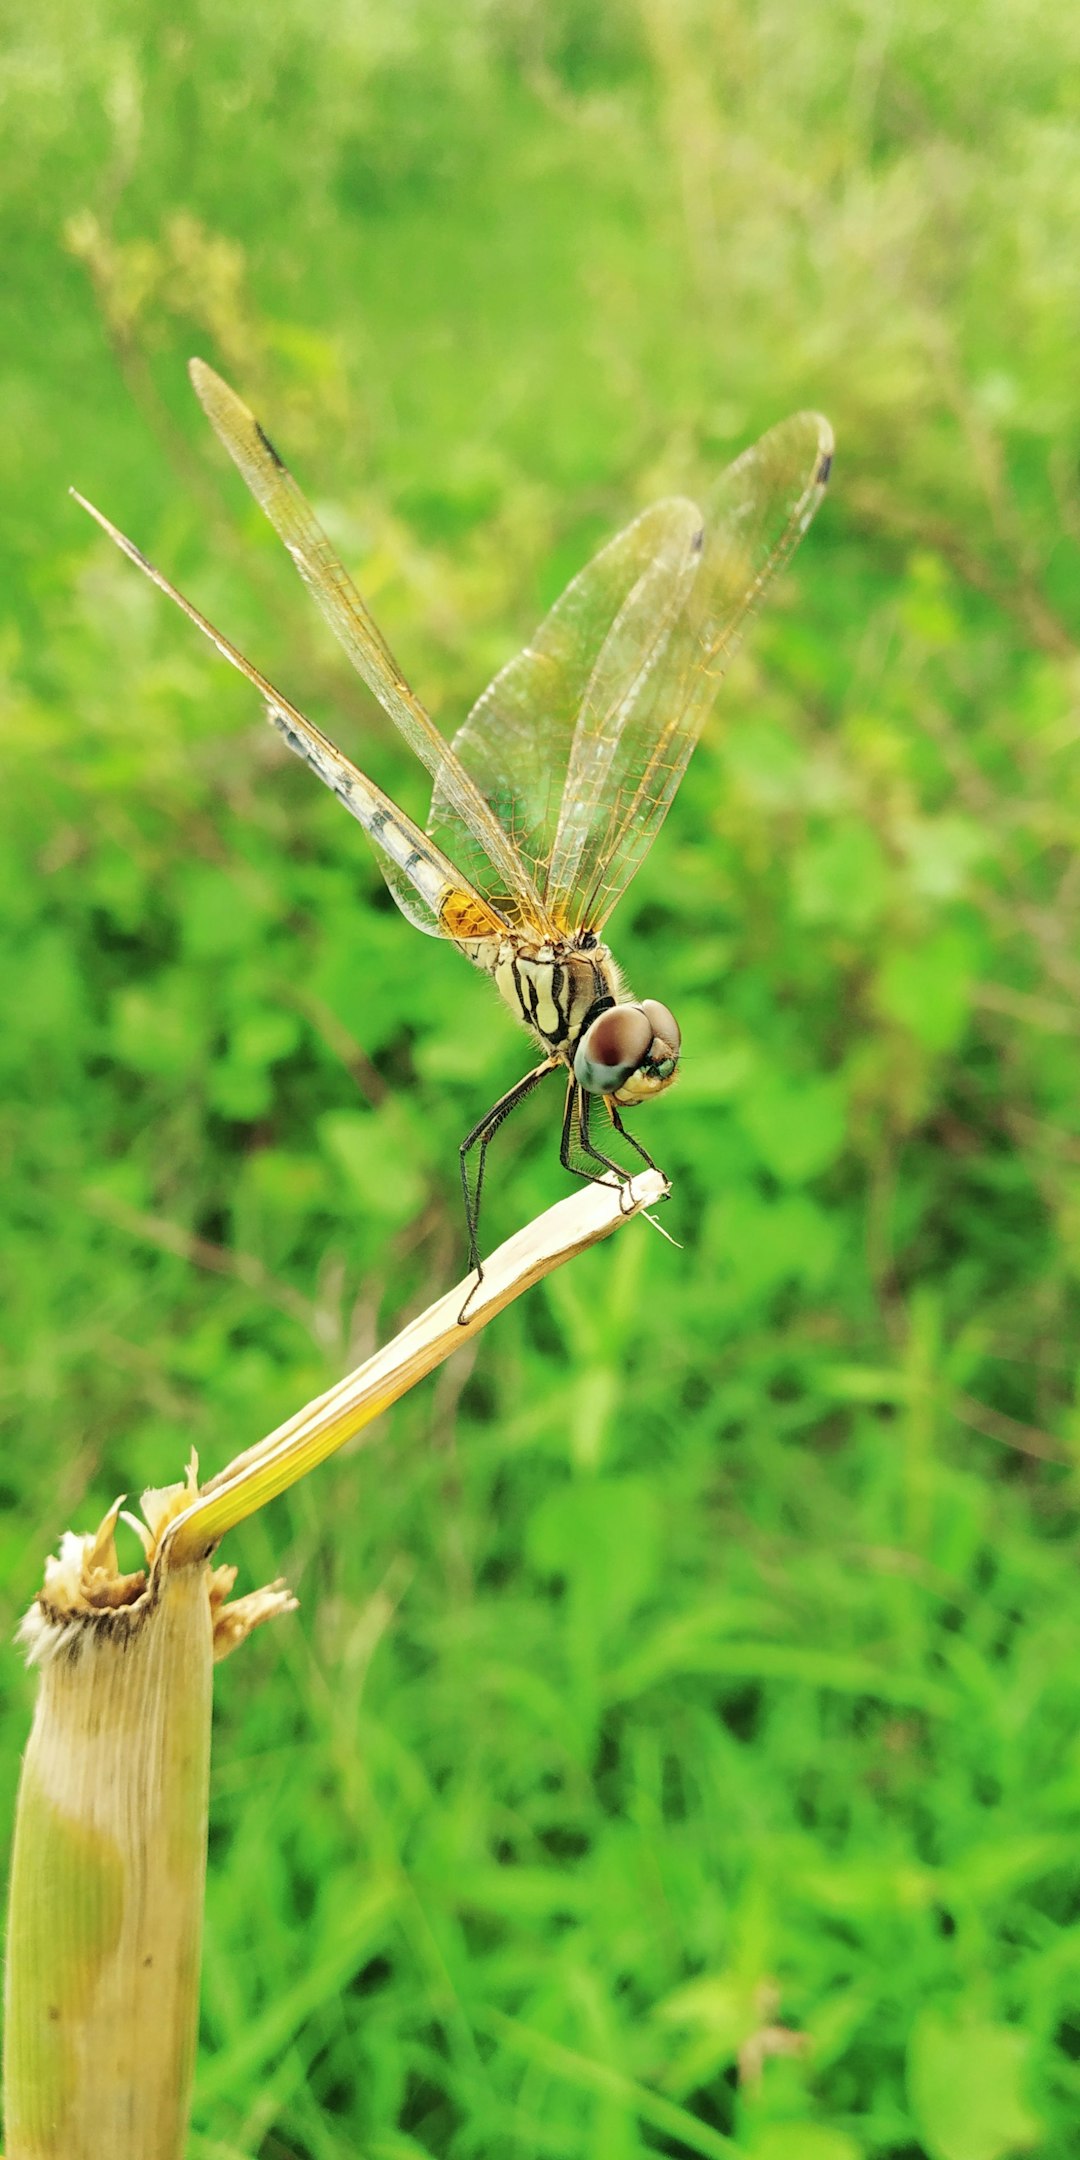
[547,411,833,933]
[430,496,705,915]
[188,360,550,935]
[70,491,510,947]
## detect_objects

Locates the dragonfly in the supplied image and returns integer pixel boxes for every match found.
[74,364,832,1303]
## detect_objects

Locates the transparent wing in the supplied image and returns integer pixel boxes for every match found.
[70,491,510,948]
[188,359,550,934]
[430,496,705,915]
[548,411,834,933]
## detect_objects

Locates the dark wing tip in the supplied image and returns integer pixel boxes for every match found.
[808,413,835,487]
[254,418,286,472]
[189,354,287,472]
[750,410,834,502]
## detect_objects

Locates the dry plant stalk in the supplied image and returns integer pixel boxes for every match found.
[3,1171,667,2160]
[4,1523,217,2160]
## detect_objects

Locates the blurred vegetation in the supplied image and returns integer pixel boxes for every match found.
[3,0,1080,2154]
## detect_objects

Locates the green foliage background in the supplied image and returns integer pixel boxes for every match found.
[4,1,1080,2154]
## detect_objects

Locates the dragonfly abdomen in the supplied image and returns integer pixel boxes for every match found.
[269,704,458,922]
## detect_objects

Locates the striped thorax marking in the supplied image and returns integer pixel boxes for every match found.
[465,934,623,1063]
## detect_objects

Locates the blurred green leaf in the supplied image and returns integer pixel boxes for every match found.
[792,820,890,930]
[875,927,979,1052]
[749,2129,863,2160]
[907,2012,1041,2160]
[110,975,209,1078]
[527,1475,660,1635]
[207,1008,301,1119]
[896,815,987,901]
[737,1073,848,1183]
[318,1105,427,1222]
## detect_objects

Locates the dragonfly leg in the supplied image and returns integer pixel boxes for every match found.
[457,1058,560,1322]
[559,1080,636,1213]
[605,1099,664,1178]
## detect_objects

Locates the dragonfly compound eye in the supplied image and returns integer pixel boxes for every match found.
[600,999,682,1105]
[574,1005,652,1093]
[639,1001,681,1059]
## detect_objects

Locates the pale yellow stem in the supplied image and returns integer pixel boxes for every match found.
[165,1168,668,1565]
[4,1562,212,2160]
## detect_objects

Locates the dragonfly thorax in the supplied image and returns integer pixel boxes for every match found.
[485,933,681,1104]
[486,933,623,1062]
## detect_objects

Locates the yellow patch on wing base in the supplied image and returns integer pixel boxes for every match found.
[440,890,507,940]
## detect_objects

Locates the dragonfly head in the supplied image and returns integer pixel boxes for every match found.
[573,1000,681,1106]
